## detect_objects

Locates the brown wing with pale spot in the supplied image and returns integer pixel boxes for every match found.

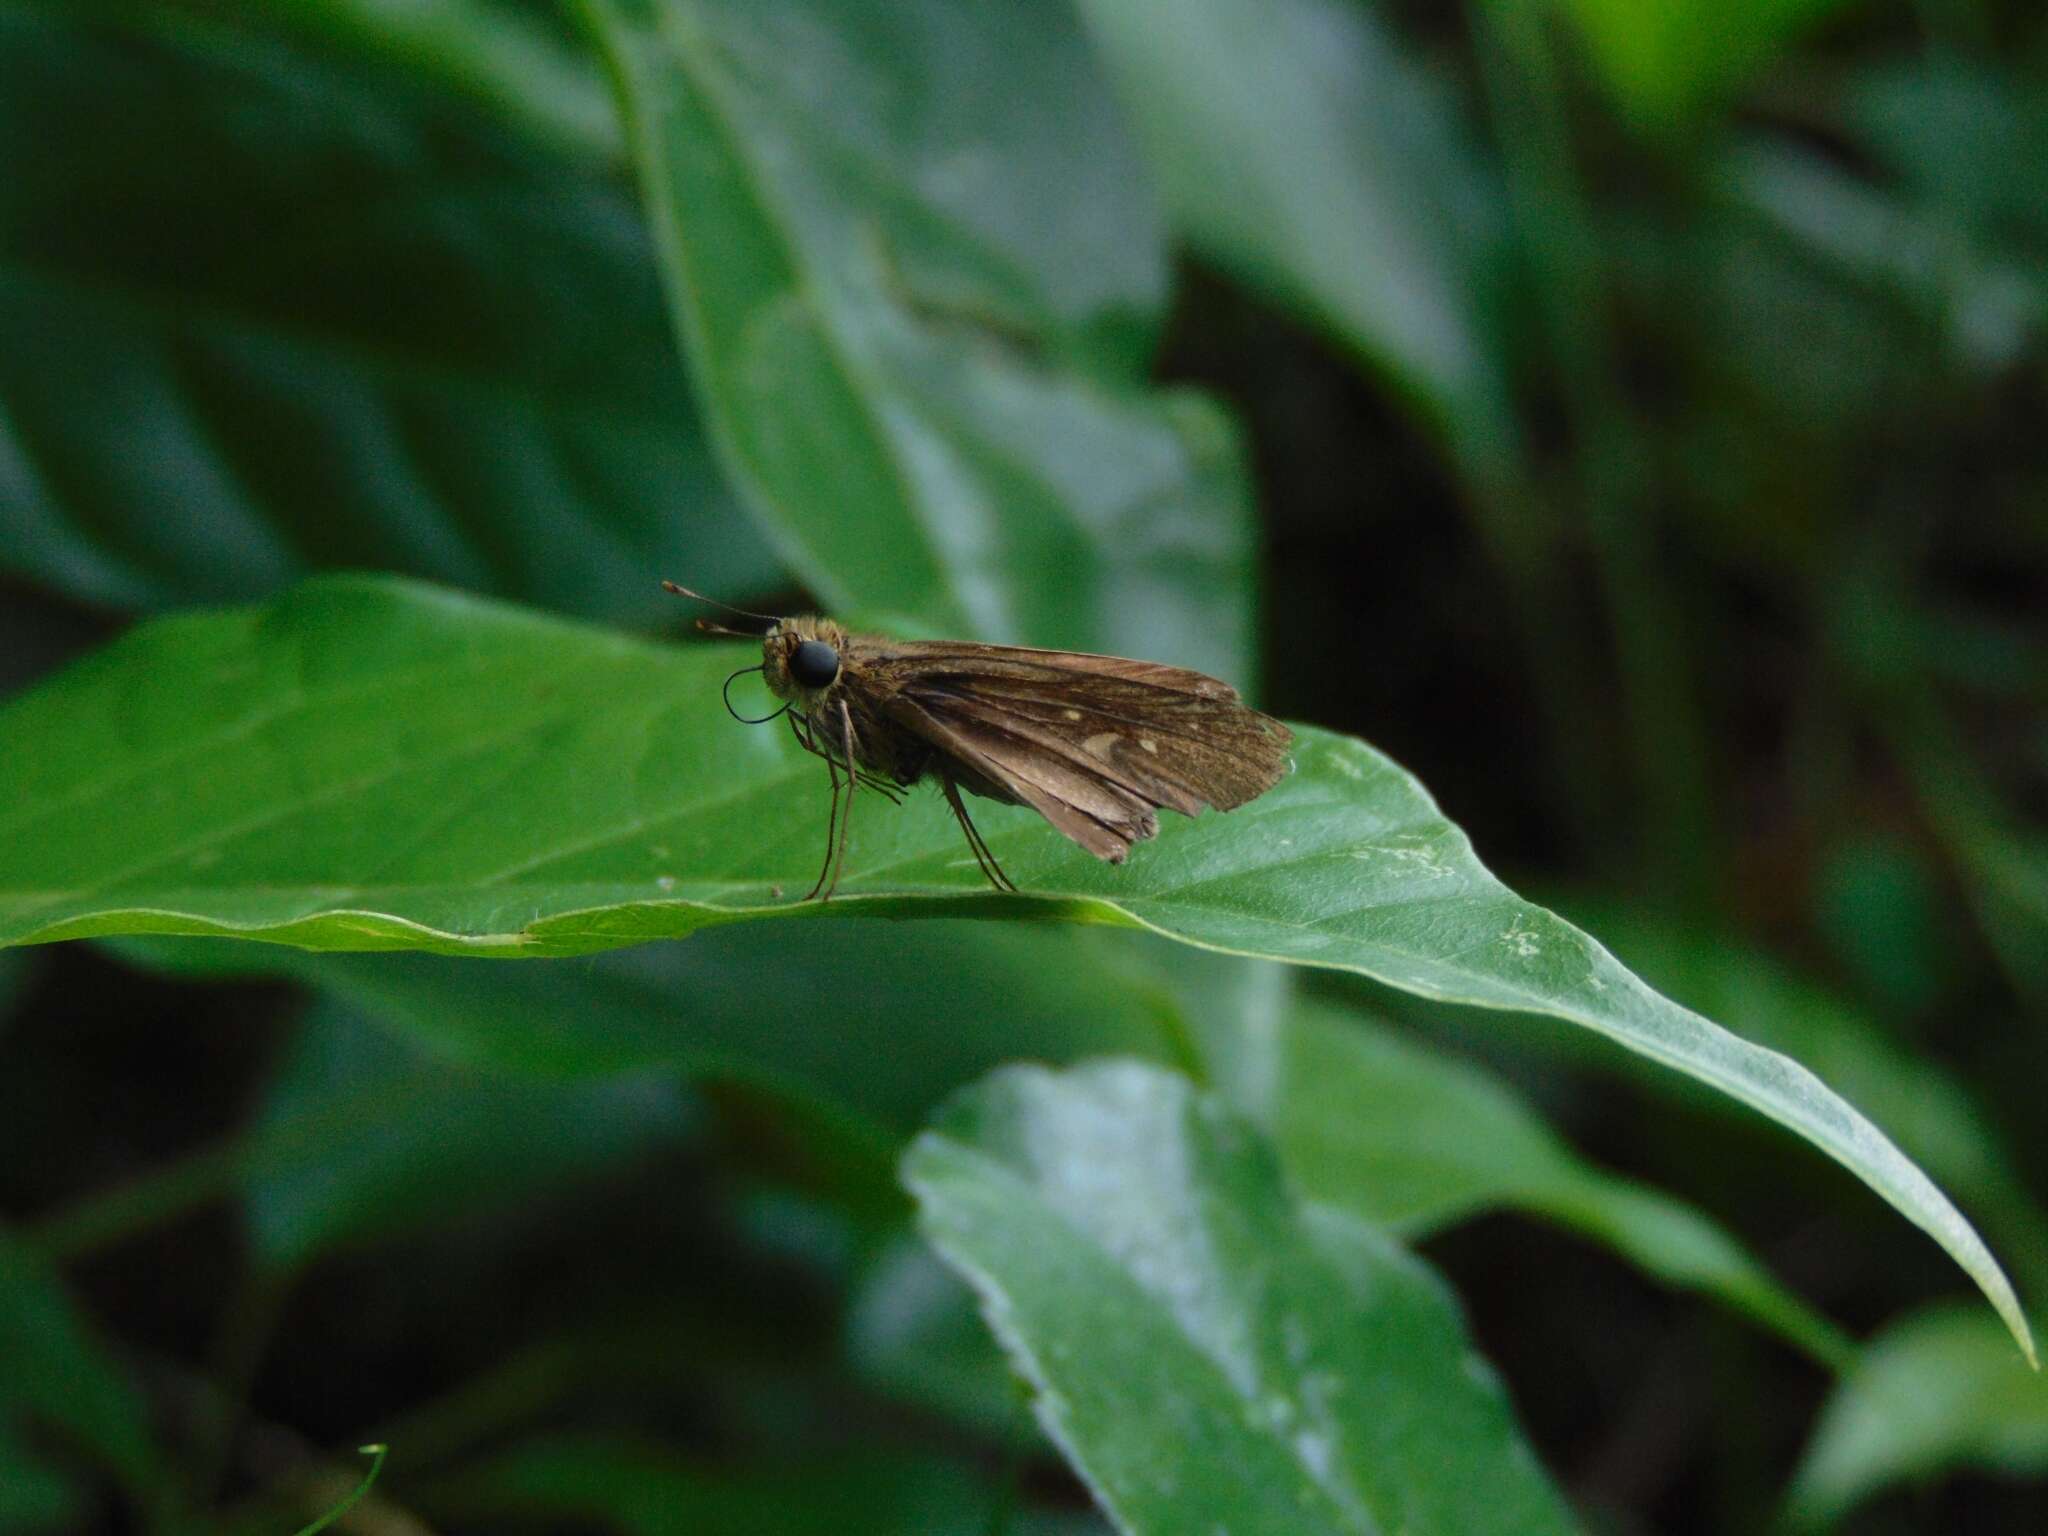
[855,638,1293,862]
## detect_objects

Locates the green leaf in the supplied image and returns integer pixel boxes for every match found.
[247,996,695,1273]
[1785,1305,2048,1529]
[0,7,770,620]
[1207,999,1853,1367]
[1560,904,2048,1295]
[1073,0,1513,461]
[905,1060,1582,1536]
[1723,137,2043,376]
[1847,61,2048,257]
[0,1232,167,1517]
[577,0,1254,676]
[1554,0,1856,126]
[0,575,2031,1362]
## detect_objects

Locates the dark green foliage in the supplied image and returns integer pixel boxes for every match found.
[1,2,2043,1533]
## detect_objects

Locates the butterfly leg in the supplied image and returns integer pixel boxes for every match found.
[803,750,842,902]
[788,712,900,802]
[856,772,905,805]
[941,777,1016,893]
[818,701,862,901]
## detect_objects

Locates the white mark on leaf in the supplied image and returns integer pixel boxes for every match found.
[1390,845,1451,879]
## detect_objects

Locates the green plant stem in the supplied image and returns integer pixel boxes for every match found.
[289,1444,388,1536]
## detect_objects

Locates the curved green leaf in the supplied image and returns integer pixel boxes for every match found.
[905,1060,1582,1536]
[0,575,2030,1361]
[1557,902,2048,1296]
[0,7,769,620]
[578,0,1254,676]
[1206,999,1853,1367]
[1785,1305,2048,1529]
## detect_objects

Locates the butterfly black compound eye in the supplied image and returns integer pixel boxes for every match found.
[789,639,840,689]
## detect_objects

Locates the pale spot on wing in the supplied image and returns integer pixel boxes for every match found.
[1063,708,1084,720]
[1139,738,1158,754]
[1083,731,1119,756]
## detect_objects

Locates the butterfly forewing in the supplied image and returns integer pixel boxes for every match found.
[850,636,1293,863]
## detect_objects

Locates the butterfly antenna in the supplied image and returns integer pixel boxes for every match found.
[661,580,781,630]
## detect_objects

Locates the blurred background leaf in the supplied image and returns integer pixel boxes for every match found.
[0,1233,171,1529]
[1201,996,1853,1367]
[1786,1304,2048,1529]
[1075,0,1516,467]
[0,3,770,621]
[578,0,1256,676]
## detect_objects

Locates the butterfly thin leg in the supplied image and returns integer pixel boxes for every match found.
[941,777,1016,893]
[803,751,842,902]
[788,712,900,802]
[817,701,862,901]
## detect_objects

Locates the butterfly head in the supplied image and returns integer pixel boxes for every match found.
[762,616,849,703]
